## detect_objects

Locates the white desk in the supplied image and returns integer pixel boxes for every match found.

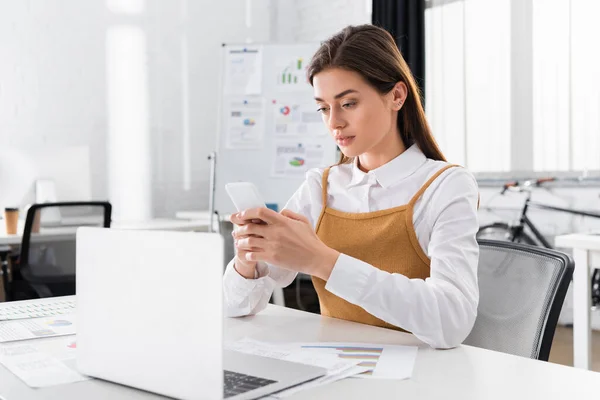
[174,210,212,220]
[113,219,211,232]
[0,219,211,246]
[555,233,600,370]
[1,303,600,399]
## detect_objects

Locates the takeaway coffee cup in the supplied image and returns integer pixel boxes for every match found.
[3,208,19,235]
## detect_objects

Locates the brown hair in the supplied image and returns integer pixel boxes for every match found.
[307,24,446,163]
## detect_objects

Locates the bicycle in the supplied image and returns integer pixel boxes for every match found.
[477,177,600,305]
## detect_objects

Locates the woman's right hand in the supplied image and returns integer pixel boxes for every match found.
[230,212,262,279]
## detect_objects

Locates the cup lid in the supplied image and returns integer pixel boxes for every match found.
[4,207,19,212]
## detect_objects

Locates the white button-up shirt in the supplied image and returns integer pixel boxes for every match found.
[222,144,480,349]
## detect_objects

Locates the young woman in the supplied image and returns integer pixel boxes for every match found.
[222,25,479,349]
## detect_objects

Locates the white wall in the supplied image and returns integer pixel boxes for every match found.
[0,0,271,219]
[144,0,272,218]
[0,0,108,203]
[11,0,598,236]
[273,0,371,43]
[0,0,373,218]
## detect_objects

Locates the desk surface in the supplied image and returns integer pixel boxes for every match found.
[174,210,212,220]
[113,218,211,231]
[556,232,600,251]
[0,219,211,246]
[1,303,600,399]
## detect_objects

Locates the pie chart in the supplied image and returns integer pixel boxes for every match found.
[289,157,305,167]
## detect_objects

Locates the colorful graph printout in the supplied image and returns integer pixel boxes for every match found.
[301,345,384,376]
[299,343,417,380]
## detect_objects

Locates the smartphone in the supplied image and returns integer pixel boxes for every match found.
[225,182,266,212]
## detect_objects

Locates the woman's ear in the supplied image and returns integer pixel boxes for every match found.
[390,81,408,111]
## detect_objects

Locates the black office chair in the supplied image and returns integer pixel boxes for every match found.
[0,245,11,301]
[218,217,235,272]
[463,239,574,361]
[9,201,111,300]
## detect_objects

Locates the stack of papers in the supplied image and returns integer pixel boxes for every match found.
[0,314,76,343]
[0,335,88,388]
[298,342,418,379]
[226,338,418,398]
[0,314,85,388]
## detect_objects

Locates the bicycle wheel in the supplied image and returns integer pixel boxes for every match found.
[477,223,538,246]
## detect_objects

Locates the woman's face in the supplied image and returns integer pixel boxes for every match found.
[313,68,404,159]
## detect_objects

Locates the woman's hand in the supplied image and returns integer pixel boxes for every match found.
[233,207,340,281]
[230,212,262,279]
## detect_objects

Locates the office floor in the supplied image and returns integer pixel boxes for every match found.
[549,326,600,371]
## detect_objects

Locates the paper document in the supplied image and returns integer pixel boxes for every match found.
[226,97,266,149]
[0,314,76,343]
[229,338,416,398]
[226,338,369,399]
[271,140,329,178]
[275,55,311,92]
[0,335,89,388]
[224,46,263,95]
[299,342,418,379]
[273,364,368,399]
[272,99,326,137]
[225,338,361,375]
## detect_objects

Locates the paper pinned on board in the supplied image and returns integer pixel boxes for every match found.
[272,98,326,137]
[224,46,263,95]
[274,55,311,92]
[226,97,266,149]
[271,140,329,178]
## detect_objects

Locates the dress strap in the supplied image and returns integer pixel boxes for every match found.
[408,164,459,206]
[321,167,331,209]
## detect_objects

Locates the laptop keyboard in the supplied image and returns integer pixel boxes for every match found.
[223,370,277,398]
[0,297,75,321]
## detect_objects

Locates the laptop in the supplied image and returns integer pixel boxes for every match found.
[76,227,325,400]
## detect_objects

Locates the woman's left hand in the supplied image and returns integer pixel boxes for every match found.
[232,207,340,280]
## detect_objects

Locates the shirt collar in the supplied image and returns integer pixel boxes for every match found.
[347,144,427,189]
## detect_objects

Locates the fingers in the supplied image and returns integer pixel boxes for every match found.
[230,213,251,225]
[244,251,264,262]
[280,209,310,224]
[236,246,268,264]
[230,211,266,227]
[233,223,268,239]
[235,236,267,252]
[230,213,243,225]
[239,207,283,225]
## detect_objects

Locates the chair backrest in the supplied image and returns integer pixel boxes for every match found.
[464,239,573,361]
[19,201,111,280]
[218,218,235,271]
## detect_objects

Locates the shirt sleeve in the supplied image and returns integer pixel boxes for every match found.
[223,168,324,317]
[324,168,480,348]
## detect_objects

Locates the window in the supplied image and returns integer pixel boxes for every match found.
[426,0,600,175]
[568,0,600,173]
